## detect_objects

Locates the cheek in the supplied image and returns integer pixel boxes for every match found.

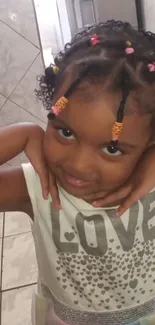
[99,156,138,190]
[43,132,66,166]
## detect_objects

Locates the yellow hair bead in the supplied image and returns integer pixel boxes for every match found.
[126,41,132,47]
[53,66,59,74]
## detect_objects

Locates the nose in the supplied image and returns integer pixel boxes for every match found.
[65,145,98,181]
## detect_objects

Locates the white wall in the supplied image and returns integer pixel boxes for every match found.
[93,0,138,27]
[142,0,155,32]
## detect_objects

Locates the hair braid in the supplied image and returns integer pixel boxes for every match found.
[36,20,155,116]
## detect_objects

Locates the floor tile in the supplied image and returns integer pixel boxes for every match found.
[0,163,12,171]
[0,21,39,97]
[0,213,4,238]
[10,54,47,123]
[4,212,31,237]
[0,94,7,109]
[0,238,2,279]
[2,232,38,290]
[0,0,39,47]
[0,163,11,169]
[0,239,2,264]
[0,99,46,166]
[0,99,45,128]
[1,284,36,325]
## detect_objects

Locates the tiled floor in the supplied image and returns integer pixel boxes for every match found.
[0,0,46,322]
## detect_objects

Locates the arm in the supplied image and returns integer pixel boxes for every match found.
[0,123,60,207]
[0,123,48,202]
[0,123,45,216]
[0,123,40,165]
[0,166,32,215]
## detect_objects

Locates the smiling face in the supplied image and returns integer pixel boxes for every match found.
[44,85,152,202]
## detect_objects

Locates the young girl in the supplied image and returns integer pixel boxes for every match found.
[2,20,155,325]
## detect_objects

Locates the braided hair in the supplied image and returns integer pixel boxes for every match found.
[36,20,155,122]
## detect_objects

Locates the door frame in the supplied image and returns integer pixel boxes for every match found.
[135,0,144,29]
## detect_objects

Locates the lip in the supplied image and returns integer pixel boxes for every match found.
[63,172,91,188]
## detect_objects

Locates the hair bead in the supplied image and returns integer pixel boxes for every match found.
[51,96,68,115]
[90,34,100,46]
[126,41,132,47]
[148,62,155,72]
[53,66,59,74]
[125,40,134,55]
[112,122,123,141]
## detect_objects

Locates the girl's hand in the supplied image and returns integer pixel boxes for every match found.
[25,125,60,208]
[93,145,155,216]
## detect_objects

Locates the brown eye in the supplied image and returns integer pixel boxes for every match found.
[57,128,75,140]
[102,145,122,156]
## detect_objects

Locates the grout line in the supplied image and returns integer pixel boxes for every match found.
[1,282,37,293]
[0,213,5,324]
[0,213,5,284]
[0,290,1,325]
[2,213,5,240]
[0,55,47,126]
[8,98,46,125]
[0,50,47,125]
[3,230,31,240]
[0,163,11,167]
[7,52,41,101]
[0,19,40,50]
[0,98,7,112]
[0,51,41,114]
[32,0,45,69]
[0,93,7,99]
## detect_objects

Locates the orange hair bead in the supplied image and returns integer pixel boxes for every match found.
[52,96,68,115]
[112,121,123,141]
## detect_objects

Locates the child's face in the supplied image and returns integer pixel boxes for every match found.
[44,89,152,202]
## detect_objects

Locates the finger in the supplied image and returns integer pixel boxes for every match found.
[29,156,49,200]
[49,174,61,209]
[117,187,146,217]
[93,184,132,207]
[37,165,49,200]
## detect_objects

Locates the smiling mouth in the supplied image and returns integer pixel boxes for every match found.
[62,172,92,188]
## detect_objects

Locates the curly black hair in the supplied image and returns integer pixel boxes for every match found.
[36,20,155,117]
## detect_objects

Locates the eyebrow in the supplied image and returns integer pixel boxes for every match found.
[104,140,138,150]
[52,117,138,149]
[51,117,70,127]
[51,116,76,134]
[115,142,138,149]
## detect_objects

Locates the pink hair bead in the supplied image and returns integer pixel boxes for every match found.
[90,34,100,46]
[52,106,59,115]
[148,62,155,72]
[125,47,134,54]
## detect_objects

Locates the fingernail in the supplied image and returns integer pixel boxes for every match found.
[93,201,100,207]
[43,192,48,200]
[55,202,61,210]
[116,210,121,217]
